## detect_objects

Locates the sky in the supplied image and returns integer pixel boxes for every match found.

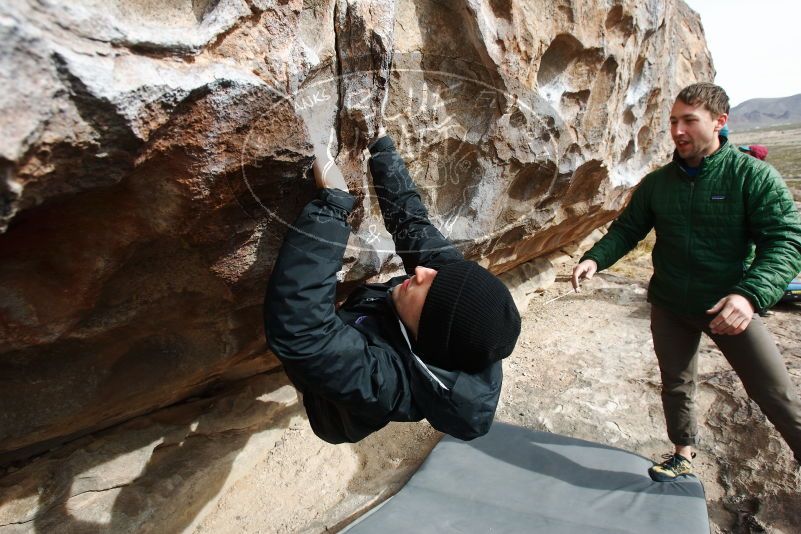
[683,0,801,106]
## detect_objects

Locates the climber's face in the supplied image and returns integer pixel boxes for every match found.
[670,99,727,167]
[391,266,438,340]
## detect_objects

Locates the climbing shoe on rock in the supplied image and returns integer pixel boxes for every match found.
[648,452,696,482]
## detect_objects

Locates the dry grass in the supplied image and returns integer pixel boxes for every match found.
[606,230,655,279]
[729,123,801,181]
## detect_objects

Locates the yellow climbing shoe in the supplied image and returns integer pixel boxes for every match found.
[648,452,695,482]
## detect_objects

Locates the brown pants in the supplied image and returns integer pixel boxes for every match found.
[650,304,801,462]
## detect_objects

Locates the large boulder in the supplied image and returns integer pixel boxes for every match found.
[0,0,713,462]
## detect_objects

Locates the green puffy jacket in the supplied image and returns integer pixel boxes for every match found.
[582,140,801,314]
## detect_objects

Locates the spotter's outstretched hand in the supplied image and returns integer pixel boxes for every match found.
[571,259,597,292]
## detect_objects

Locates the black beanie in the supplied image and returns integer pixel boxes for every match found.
[416,261,521,373]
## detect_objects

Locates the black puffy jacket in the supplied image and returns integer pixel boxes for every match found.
[264,136,503,444]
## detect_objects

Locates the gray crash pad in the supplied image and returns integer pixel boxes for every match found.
[343,423,709,533]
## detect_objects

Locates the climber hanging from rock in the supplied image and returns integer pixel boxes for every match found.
[263,119,521,443]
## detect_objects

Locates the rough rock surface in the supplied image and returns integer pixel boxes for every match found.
[1,0,713,469]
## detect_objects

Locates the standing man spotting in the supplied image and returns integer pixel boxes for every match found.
[572,83,801,481]
[264,126,521,444]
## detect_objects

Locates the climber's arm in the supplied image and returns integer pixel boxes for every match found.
[368,134,464,272]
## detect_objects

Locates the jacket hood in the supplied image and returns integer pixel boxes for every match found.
[389,288,502,440]
[412,361,502,440]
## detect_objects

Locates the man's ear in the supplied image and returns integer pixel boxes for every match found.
[714,113,728,132]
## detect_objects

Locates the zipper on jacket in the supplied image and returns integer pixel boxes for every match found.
[684,179,695,308]
[384,287,450,391]
[396,318,450,391]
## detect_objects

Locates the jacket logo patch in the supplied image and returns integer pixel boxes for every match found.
[710,194,727,201]
[354,315,368,325]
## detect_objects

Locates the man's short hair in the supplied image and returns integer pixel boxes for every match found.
[676,83,730,116]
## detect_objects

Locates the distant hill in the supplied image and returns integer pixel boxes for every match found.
[728,93,801,131]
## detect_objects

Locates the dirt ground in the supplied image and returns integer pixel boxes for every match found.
[730,124,801,183]
[496,240,801,533]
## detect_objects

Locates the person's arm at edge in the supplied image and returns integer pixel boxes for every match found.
[573,175,655,290]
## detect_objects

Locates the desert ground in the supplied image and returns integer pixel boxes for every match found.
[730,124,801,196]
[498,238,801,534]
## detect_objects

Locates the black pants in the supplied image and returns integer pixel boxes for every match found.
[650,305,801,462]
